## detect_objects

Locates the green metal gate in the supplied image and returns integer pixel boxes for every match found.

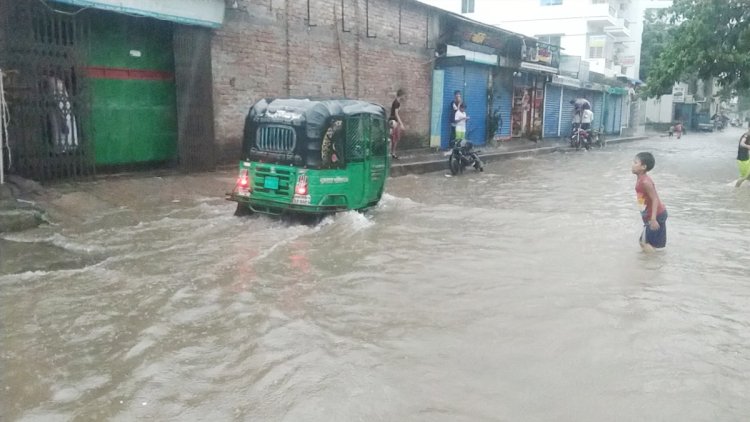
[88,12,177,166]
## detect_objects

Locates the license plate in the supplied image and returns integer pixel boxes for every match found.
[292,195,311,205]
[263,176,279,190]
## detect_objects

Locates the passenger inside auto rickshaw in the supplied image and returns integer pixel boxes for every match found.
[321,119,343,167]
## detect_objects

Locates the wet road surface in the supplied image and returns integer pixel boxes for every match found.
[2,129,750,421]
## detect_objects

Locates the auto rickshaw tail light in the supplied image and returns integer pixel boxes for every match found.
[295,174,308,196]
[236,169,251,194]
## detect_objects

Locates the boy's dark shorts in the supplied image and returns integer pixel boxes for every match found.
[640,211,668,248]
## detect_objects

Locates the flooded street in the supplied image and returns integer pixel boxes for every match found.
[2,130,750,421]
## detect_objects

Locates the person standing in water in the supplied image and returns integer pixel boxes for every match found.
[632,152,668,251]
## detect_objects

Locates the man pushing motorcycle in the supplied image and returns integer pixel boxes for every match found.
[570,98,593,149]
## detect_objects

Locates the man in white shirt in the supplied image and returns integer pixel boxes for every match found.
[581,109,594,131]
[454,103,469,141]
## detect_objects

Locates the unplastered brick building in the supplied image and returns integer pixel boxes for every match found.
[212,0,439,161]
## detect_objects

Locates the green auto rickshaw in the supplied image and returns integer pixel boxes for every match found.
[228,98,391,216]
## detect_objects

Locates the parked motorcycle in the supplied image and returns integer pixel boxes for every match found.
[447,139,483,175]
[570,126,591,150]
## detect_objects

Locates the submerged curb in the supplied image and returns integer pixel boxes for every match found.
[389,136,648,177]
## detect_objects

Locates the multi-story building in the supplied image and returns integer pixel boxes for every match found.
[419,0,671,81]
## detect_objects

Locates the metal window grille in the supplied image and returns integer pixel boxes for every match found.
[345,117,366,161]
[371,118,387,157]
[4,1,94,181]
[256,125,296,153]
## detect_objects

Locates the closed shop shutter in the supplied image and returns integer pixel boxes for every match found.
[441,66,464,149]
[464,65,489,145]
[613,95,623,134]
[543,85,562,137]
[604,94,618,134]
[492,73,513,138]
[591,91,604,130]
[560,87,580,136]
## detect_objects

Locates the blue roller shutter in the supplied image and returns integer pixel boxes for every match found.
[543,85,562,137]
[464,65,489,145]
[441,66,464,149]
[604,94,617,134]
[560,87,579,136]
[492,78,512,138]
[613,95,623,134]
[591,92,604,130]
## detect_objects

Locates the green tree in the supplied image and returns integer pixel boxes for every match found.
[739,89,750,113]
[639,10,675,85]
[643,0,750,98]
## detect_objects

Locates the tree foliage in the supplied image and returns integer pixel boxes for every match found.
[643,0,750,98]
[639,10,676,85]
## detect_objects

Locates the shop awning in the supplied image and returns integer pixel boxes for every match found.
[51,0,225,28]
[446,45,498,66]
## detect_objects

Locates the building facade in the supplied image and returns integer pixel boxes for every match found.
[419,0,671,81]
[0,0,222,180]
[0,0,446,180]
[1,0,558,181]
[419,0,660,136]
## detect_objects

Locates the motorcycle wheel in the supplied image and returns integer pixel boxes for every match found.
[448,153,461,175]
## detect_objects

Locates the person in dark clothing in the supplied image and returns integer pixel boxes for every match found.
[735,130,750,187]
[389,88,406,159]
[449,90,462,140]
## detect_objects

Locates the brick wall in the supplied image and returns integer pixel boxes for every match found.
[211,0,439,161]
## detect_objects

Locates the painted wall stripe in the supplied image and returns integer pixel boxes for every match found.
[85,67,174,81]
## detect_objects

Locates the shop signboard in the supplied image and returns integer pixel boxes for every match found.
[552,75,581,88]
[456,25,507,51]
[559,55,580,78]
[520,61,558,74]
[522,43,560,72]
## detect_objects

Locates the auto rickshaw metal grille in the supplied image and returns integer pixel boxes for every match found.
[345,118,366,161]
[256,125,296,153]
[253,165,291,195]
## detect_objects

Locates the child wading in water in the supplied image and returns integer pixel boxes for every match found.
[632,152,668,251]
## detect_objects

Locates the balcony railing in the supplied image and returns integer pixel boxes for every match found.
[586,2,632,39]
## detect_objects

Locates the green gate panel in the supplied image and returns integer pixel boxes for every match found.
[88,12,177,165]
